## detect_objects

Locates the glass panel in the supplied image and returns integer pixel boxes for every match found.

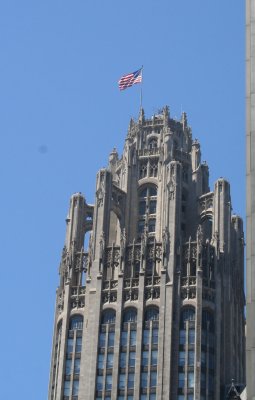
[201,372,206,389]
[108,332,115,347]
[178,351,185,367]
[120,352,127,368]
[140,188,147,198]
[209,333,215,348]
[69,315,83,330]
[179,330,186,345]
[145,308,159,321]
[124,308,137,323]
[105,374,112,390]
[148,219,156,233]
[74,358,80,374]
[201,351,206,367]
[188,372,194,388]
[128,373,135,388]
[99,332,106,348]
[143,329,150,345]
[209,374,214,392]
[65,359,72,375]
[129,351,136,367]
[119,373,126,389]
[67,338,74,354]
[178,372,185,388]
[149,187,157,196]
[75,337,82,353]
[149,395,156,400]
[121,331,128,346]
[188,351,194,366]
[201,330,207,346]
[140,396,147,400]
[107,353,114,368]
[118,397,125,400]
[138,220,145,234]
[187,395,194,400]
[64,380,70,396]
[96,375,103,391]
[209,353,214,369]
[150,371,157,387]
[97,353,104,369]
[149,200,157,214]
[188,329,195,345]
[72,380,79,396]
[141,372,148,388]
[142,351,149,366]
[152,329,158,344]
[139,201,146,215]
[130,330,137,346]
[102,309,116,324]
[177,396,185,400]
[151,350,158,366]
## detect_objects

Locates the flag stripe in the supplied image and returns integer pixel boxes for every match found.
[118,68,142,90]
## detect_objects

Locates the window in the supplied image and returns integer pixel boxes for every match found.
[128,373,135,388]
[119,374,125,389]
[65,359,72,375]
[120,352,127,368]
[98,353,104,370]
[96,375,103,391]
[105,375,112,390]
[74,359,80,375]
[124,308,137,323]
[145,307,159,321]
[121,331,128,346]
[178,307,195,397]
[69,315,83,330]
[106,353,113,368]
[108,332,115,347]
[67,338,73,354]
[142,351,149,366]
[64,380,70,396]
[102,309,116,324]
[75,337,82,353]
[138,185,157,237]
[151,350,158,366]
[130,330,137,346]
[150,371,157,387]
[129,351,136,367]
[148,138,158,149]
[72,379,79,395]
[141,372,148,388]
[96,309,116,394]
[201,310,215,396]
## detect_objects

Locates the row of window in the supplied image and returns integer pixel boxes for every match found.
[96,307,159,398]
[178,307,215,398]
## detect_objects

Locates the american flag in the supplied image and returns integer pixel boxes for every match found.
[118,68,142,91]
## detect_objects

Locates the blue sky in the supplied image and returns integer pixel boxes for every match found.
[0,1,245,399]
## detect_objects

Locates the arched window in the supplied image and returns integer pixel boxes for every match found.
[118,308,137,396]
[138,185,157,237]
[178,307,195,399]
[101,309,116,324]
[148,137,158,150]
[201,310,215,398]
[140,307,159,395]
[69,315,83,330]
[96,309,116,397]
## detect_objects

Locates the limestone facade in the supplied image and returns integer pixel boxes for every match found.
[48,107,245,400]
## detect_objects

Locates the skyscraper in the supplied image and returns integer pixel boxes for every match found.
[48,107,245,400]
[246,1,255,399]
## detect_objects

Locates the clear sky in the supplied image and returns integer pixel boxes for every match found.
[0,1,245,399]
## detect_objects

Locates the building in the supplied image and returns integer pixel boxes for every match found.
[246,1,255,399]
[48,107,245,400]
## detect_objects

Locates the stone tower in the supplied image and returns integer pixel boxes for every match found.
[48,107,245,400]
[246,1,255,399]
